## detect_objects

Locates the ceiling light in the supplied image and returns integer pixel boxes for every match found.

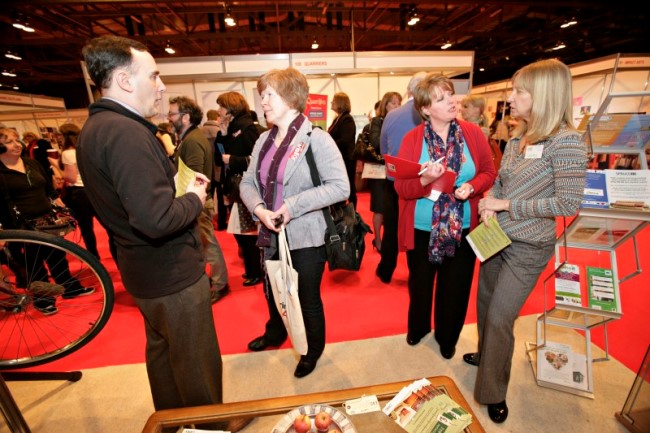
[311,38,319,50]
[164,42,175,54]
[560,18,578,29]
[441,40,452,50]
[2,70,17,77]
[479,67,485,72]
[13,19,34,32]
[552,42,566,51]
[5,51,22,61]
[225,12,236,27]
[407,8,420,26]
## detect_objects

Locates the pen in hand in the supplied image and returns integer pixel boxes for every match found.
[418,156,446,176]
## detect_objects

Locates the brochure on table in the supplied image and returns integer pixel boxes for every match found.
[382,378,472,433]
[536,341,589,392]
[581,169,650,210]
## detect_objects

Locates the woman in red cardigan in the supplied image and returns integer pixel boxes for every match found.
[394,74,496,359]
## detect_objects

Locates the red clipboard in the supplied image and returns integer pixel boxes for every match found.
[384,155,458,194]
[384,155,424,179]
[429,171,457,194]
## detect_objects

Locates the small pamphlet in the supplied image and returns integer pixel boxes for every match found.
[466,217,512,262]
[554,263,581,306]
[586,267,619,312]
[382,378,472,433]
[175,158,198,198]
[536,341,588,392]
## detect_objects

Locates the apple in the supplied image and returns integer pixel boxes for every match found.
[293,414,312,433]
[314,411,332,431]
[327,429,342,433]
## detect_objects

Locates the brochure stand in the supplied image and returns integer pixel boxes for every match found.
[528,87,650,398]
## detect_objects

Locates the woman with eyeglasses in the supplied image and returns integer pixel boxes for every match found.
[0,128,94,316]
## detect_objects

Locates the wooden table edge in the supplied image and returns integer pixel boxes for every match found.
[142,375,485,433]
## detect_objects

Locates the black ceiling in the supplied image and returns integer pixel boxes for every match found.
[1,1,647,110]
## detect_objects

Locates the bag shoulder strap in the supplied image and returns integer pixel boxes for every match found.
[304,145,339,242]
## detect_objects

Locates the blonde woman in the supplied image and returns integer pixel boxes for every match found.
[465,59,587,423]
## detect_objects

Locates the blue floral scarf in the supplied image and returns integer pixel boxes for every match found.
[424,119,465,264]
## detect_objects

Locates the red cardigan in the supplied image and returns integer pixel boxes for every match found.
[394,119,497,252]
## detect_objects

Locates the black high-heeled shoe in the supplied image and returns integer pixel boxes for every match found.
[487,400,508,423]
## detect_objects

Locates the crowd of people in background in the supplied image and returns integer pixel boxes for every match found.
[0,34,588,429]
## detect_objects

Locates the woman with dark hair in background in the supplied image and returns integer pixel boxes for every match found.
[218,91,263,286]
[59,123,118,264]
[328,92,356,208]
[58,123,96,258]
[367,91,402,251]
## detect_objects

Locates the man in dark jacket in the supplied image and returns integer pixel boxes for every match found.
[169,96,230,303]
[76,35,249,432]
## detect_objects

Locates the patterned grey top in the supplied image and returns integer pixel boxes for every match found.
[490,124,588,243]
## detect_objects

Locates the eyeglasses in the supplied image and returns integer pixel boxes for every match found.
[167,111,187,117]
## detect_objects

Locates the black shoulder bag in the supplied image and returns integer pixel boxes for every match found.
[304,145,372,271]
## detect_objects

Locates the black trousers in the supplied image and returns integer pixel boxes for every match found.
[63,186,99,258]
[234,234,262,279]
[406,228,476,350]
[376,180,399,282]
[213,180,228,229]
[8,241,83,308]
[261,245,327,361]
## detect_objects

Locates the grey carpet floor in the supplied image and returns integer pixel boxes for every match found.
[1,314,635,433]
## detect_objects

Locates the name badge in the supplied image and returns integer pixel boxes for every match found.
[525,144,544,159]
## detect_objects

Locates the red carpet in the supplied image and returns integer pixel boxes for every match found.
[23,190,650,375]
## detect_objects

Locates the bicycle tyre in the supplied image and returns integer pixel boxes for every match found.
[0,229,114,369]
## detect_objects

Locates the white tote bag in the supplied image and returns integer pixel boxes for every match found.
[264,226,308,355]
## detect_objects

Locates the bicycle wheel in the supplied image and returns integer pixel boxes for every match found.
[0,229,114,369]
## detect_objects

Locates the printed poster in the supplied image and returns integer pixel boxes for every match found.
[304,94,328,130]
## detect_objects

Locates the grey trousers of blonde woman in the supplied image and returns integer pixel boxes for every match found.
[474,238,555,404]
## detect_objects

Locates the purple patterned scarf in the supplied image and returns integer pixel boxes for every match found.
[425,119,465,264]
[256,114,306,248]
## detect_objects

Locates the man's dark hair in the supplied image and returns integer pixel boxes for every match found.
[82,36,148,90]
[169,96,204,127]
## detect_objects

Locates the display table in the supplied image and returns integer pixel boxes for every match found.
[141,375,485,433]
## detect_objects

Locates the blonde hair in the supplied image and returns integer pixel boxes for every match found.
[461,95,487,127]
[510,59,575,151]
